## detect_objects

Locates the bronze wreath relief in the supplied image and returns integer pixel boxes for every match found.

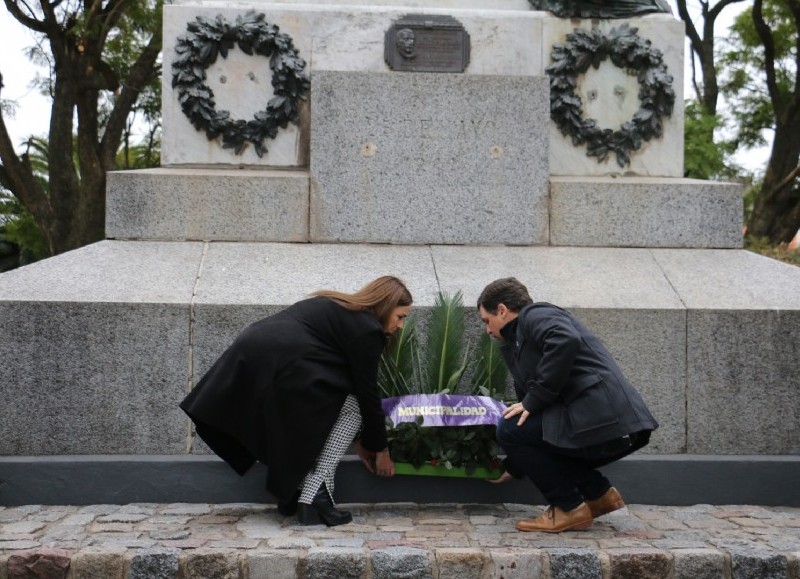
[546,24,675,167]
[171,11,310,157]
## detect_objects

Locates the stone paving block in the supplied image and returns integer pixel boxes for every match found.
[267,537,316,550]
[434,548,489,579]
[1,523,46,536]
[128,547,180,579]
[370,546,432,579]
[730,549,788,579]
[0,542,41,552]
[672,548,727,579]
[246,550,302,579]
[489,549,543,579]
[69,547,126,578]
[788,552,800,579]
[546,548,602,579]
[180,550,241,579]
[606,547,672,579]
[237,514,285,540]
[302,547,367,579]
[7,548,72,579]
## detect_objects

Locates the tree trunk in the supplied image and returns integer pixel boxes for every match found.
[746,0,800,244]
[747,106,800,243]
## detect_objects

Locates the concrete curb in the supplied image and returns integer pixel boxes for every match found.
[2,545,799,578]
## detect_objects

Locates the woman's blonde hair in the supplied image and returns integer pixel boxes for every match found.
[312,276,413,327]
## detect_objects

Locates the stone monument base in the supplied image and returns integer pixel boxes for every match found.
[1,241,798,462]
[106,170,742,248]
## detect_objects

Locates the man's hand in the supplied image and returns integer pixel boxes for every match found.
[502,402,530,426]
[353,439,376,474]
[487,471,513,484]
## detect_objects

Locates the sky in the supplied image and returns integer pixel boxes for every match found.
[0,7,51,144]
[0,1,769,173]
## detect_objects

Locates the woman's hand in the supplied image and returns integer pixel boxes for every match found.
[375,448,395,477]
[502,402,530,426]
[353,439,376,474]
[487,471,513,484]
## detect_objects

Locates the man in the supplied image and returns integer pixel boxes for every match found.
[395,28,416,59]
[477,278,657,532]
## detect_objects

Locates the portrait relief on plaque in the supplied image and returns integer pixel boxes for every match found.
[384,14,470,73]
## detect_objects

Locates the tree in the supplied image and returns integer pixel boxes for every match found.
[0,0,162,257]
[720,0,800,243]
[675,0,747,116]
[674,0,746,180]
[683,100,738,179]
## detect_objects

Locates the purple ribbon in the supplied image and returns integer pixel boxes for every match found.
[382,393,507,427]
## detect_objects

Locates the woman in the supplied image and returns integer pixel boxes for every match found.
[180,276,412,526]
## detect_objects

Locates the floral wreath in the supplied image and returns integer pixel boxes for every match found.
[546,24,675,167]
[171,11,310,157]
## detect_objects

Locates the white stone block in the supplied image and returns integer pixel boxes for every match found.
[543,15,685,177]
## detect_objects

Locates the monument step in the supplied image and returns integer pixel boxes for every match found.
[1,242,798,460]
[1,454,799,506]
[107,170,742,248]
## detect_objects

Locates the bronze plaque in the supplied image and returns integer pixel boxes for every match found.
[385,15,470,73]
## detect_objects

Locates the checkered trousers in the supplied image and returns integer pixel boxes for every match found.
[299,394,362,505]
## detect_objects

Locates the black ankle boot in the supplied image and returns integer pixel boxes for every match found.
[277,490,300,516]
[297,486,352,526]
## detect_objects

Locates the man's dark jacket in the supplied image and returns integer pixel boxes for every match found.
[180,297,388,502]
[500,303,658,449]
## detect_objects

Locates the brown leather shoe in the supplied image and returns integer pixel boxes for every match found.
[516,503,593,533]
[586,487,625,518]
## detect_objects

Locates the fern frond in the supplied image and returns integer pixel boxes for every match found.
[424,291,468,393]
[378,314,418,397]
[471,332,509,399]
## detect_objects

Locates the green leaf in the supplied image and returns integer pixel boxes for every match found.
[424,291,468,393]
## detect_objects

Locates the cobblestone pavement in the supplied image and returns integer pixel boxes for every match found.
[1,502,799,578]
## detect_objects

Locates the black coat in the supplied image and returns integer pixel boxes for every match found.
[500,303,658,449]
[180,297,388,501]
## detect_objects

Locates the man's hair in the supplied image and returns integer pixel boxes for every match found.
[476,277,533,314]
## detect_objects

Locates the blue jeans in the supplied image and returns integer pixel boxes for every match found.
[496,412,647,511]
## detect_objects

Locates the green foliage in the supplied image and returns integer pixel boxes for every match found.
[386,417,502,473]
[424,291,469,393]
[683,100,739,180]
[379,290,509,473]
[743,180,762,223]
[378,314,420,397]
[2,0,163,255]
[0,136,50,269]
[0,191,48,270]
[719,0,796,149]
[471,332,510,400]
[379,290,506,397]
